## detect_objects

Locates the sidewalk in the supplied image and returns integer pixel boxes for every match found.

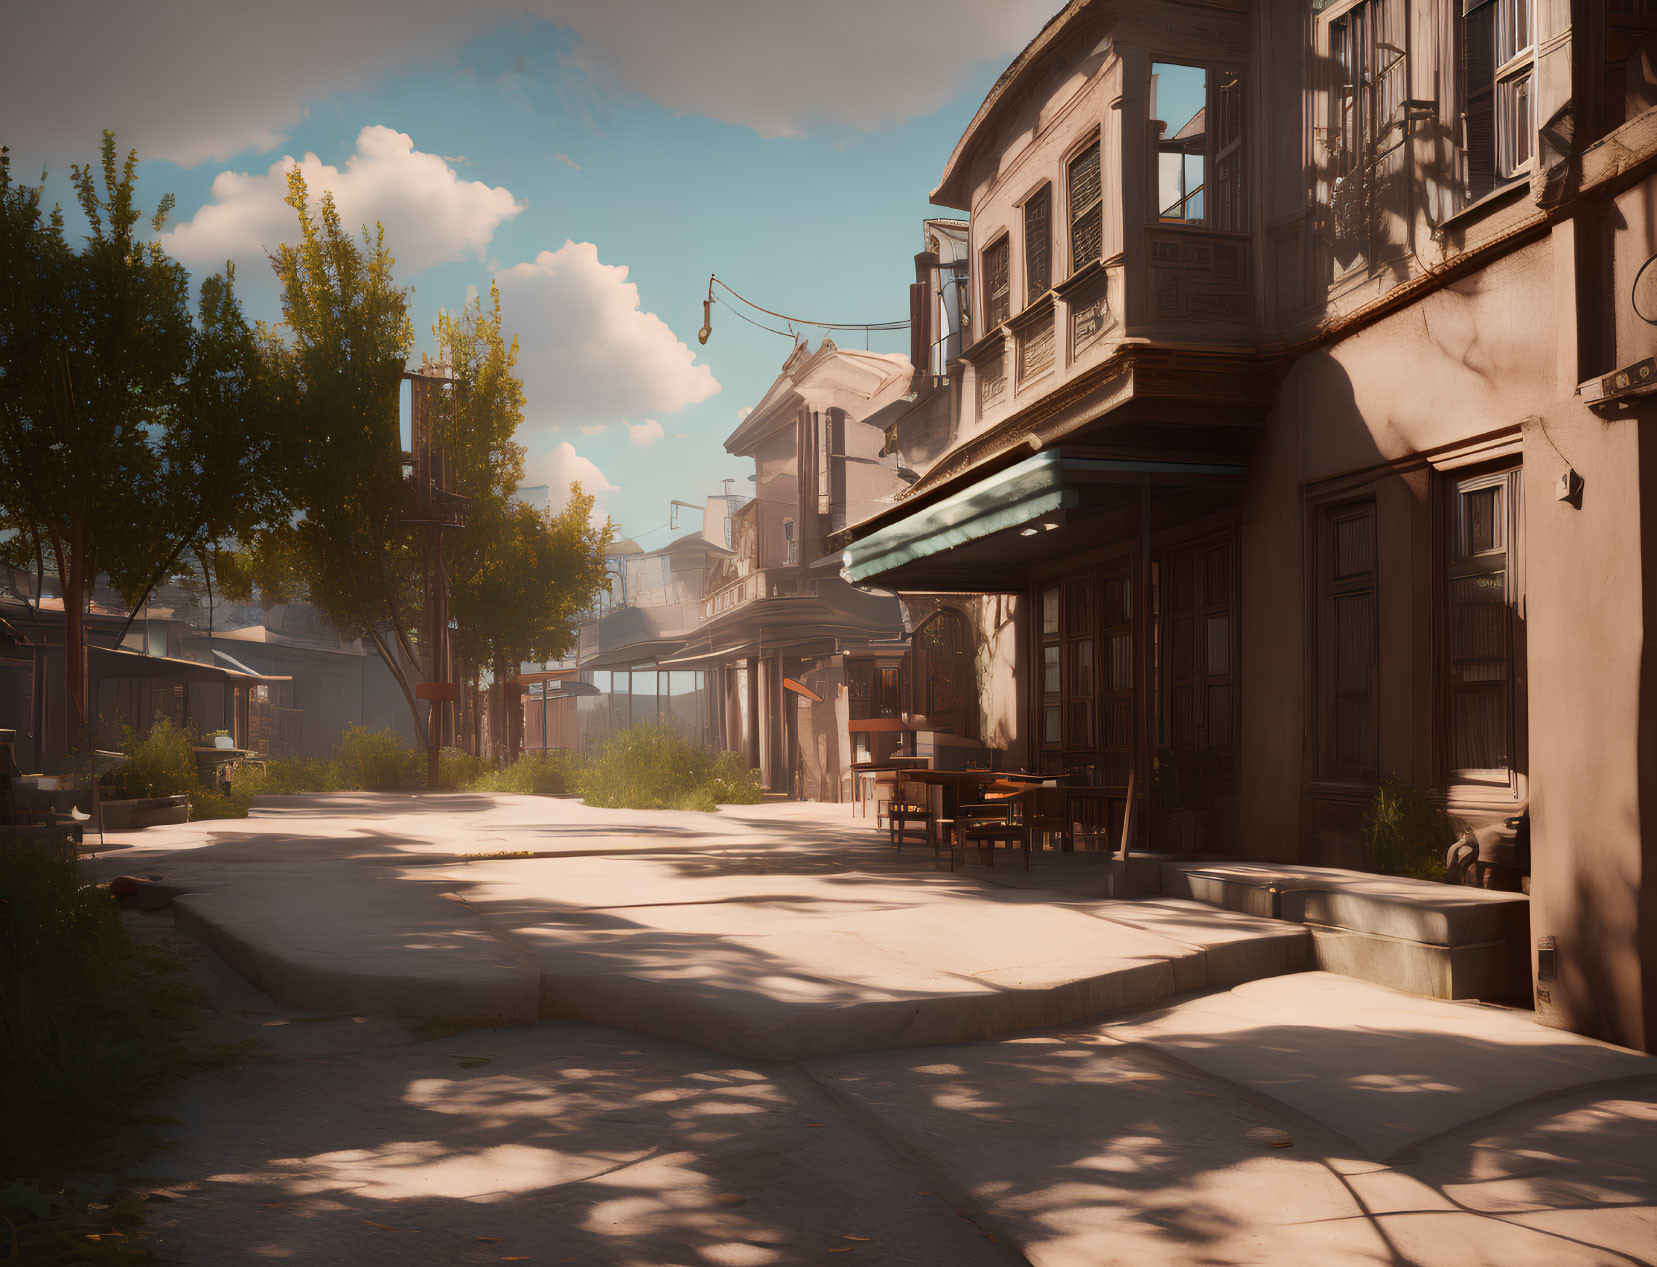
[98,795,1656,1264]
[95,793,1309,1058]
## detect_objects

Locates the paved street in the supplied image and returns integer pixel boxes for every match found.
[99,794,1657,1265]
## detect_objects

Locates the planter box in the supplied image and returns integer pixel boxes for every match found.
[99,795,189,831]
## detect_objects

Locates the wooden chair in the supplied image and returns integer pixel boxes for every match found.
[1025,782,1071,853]
[1065,786,1121,854]
[871,769,901,831]
[954,788,1033,870]
[887,777,934,851]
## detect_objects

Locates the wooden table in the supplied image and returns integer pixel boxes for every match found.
[897,769,1002,844]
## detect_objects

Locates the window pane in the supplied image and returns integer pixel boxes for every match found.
[1110,633,1133,692]
[1071,638,1094,695]
[1463,487,1503,555]
[1153,63,1207,223]
[1043,645,1061,694]
[1205,614,1230,676]
[1042,587,1060,635]
[1064,579,1093,633]
[1044,705,1062,745]
[1453,685,1509,770]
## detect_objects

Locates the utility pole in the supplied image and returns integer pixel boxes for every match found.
[403,365,467,787]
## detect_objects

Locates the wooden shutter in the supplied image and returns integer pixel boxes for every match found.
[1024,185,1052,304]
[1068,142,1103,273]
[1463,0,1498,200]
[1319,503,1379,781]
[983,237,1011,329]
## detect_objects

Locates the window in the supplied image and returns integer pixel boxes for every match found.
[1024,185,1052,304]
[981,236,1011,330]
[1463,0,1535,201]
[782,519,796,566]
[1162,535,1236,764]
[876,667,901,719]
[1039,584,1061,747]
[1597,4,1657,140]
[1316,502,1379,782]
[1153,63,1208,222]
[1068,141,1103,273]
[1443,464,1524,789]
[1213,72,1246,231]
[1324,0,1405,267]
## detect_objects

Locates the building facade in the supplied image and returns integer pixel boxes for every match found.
[667,341,917,800]
[840,0,1657,1051]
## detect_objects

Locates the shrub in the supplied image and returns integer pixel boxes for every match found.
[0,836,233,1185]
[437,746,488,790]
[1363,774,1453,881]
[471,750,579,795]
[234,754,343,796]
[578,723,763,812]
[334,724,423,790]
[110,716,197,799]
[189,787,250,821]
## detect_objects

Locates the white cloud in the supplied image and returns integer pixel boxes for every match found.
[736,407,752,422]
[579,424,609,435]
[553,152,581,171]
[525,441,618,518]
[2,3,1053,167]
[163,126,523,281]
[496,241,720,434]
[627,419,665,448]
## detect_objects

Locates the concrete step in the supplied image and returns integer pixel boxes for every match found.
[1159,860,1530,1003]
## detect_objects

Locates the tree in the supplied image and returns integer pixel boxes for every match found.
[0,133,277,746]
[449,487,611,760]
[257,169,426,730]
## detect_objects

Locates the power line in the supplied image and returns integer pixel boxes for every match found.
[710,274,908,333]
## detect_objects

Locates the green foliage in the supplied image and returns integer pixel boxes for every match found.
[0,134,289,738]
[0,836,238,1192]
[436,746,488,790]
[578,723,763,813]
[470,751,579,795]
[232,755,343,796]
[1363,774,1453,882]
[187,788,250,821]
[110,718,197,799]
[333,725,423,790]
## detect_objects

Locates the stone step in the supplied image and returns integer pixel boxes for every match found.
[1158,860,1531,1003]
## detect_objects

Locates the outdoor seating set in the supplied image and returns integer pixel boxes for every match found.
[856,760,1133,870]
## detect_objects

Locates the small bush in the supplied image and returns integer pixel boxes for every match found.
[111,717,197,799]
[189,787,250,821]
[0,836,233,1184]
[235,755,344,796]
[1363,773,1453,881]
[471,750,579,795]
[436,746,488,790]
[578,723,763,812]
[335,725,423,790]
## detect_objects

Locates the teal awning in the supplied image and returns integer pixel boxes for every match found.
[841,450,1245,587]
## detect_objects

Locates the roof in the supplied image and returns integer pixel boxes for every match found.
[932,1,1092,209]
[724,340,913,456]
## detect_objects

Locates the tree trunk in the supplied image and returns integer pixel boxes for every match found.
[491,655,508,763]
[508,678,522,762]
[63,511,88,751]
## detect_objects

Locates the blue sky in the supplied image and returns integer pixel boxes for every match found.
[8,3,1054,552]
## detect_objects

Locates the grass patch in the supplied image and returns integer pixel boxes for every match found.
[1363,774,1453,882]
[0,834,251,1260]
